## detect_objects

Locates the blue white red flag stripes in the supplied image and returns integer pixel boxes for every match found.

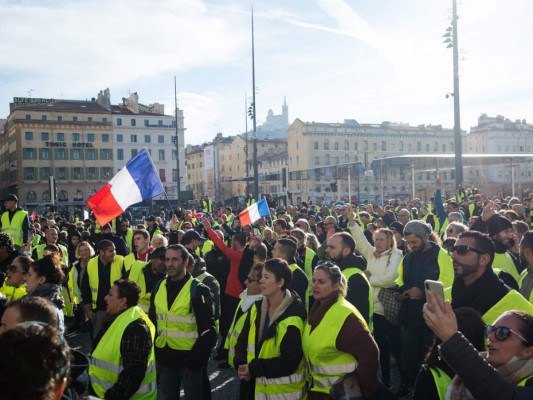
[87,148,164,226]
[239,198,270,225]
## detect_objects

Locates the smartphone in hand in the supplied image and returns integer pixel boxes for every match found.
[425,279,445,313]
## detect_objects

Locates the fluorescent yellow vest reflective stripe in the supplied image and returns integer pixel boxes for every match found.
[128,262,151,312]
[493,252,520,285]
[0,280,26,301]
[225,299,258,367]
[87,256,124,309]
[89,306,156,399]
[1,210,27,247]
[518,375,533,386]
[254,315,306,399]
[429,366,452,400]
[303,297,363,395]
[154,278,198,350]
[341,267,374,332]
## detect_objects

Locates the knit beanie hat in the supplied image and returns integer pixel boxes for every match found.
[389,221,405,236]
[403,220,432,239]
[487,214,513,237]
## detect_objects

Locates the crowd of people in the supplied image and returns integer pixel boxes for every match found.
[2,181,533,399]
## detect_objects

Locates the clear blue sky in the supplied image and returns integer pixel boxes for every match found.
[1,0,531,144]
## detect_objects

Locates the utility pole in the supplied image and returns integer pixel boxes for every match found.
[174,77,181,204]
[244,92,250,195]
[251,5,259,200]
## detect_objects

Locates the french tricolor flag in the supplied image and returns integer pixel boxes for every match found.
[239,197,270,225]
[87,148,164,226]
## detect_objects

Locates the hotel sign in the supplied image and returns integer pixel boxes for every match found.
[14,97,56,105]
[45,142,94,148]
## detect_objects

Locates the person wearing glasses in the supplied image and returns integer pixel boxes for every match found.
[424,299,533,399]
[0,255,32,301]
[303,261,394,399]
[444,221,468,240]
[447,230,533,325]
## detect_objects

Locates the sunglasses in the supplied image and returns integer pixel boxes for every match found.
[449,245,483,255]
[486,325,529,344]
[317,260,338,269]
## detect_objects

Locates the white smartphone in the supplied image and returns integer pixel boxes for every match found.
[425,279,445,313]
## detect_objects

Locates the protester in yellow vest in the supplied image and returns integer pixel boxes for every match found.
[89,279,156,399]
[148,244,216,399]
[236,259,307,400]
[303,262,388,398]
[81,240,125,340]
[0,255,31,301]
[519,231,533,303]
[0,194,31,251]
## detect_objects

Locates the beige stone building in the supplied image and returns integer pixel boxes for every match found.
[185,144,207,199]
[0,97,114,214]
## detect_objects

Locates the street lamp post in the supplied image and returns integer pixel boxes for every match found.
[174,77,181,205]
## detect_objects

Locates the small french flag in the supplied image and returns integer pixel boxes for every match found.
[87,148,164,226]
[239,198,270,226]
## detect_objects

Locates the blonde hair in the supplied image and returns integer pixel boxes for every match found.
[374,228,396,251]
[75,241,95,259]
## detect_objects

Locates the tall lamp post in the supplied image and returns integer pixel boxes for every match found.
[443,0,463,188]
[174,76,181,205]
[251,6,259,200]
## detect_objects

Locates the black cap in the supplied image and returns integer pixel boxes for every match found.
[181,230,206,244]
[146,215,157,222]
[2,194,18,202]
[101,223,111,230]
[149,246,167,260]
[389,221,404,236]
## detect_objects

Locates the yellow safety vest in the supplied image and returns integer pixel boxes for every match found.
[89,306,156,399]
[429,366,452,400]
[202,199,213,213]
[0,280,26,301]
[154,277,199,350]
[128,263,151,312]
[253,315,306,400]
[124,229,134,253]
[303,296,365,395]
[482,290,533,325]
[225,298,259,368]
[396,247,454,289]
[518,269,533,303]
[493,252,520,286]
[303,248,316,303]
[35,243,69,266]
[124,253,147,273]
[1,210,28,247]
[87,256,124,309]
[342,267,374,332]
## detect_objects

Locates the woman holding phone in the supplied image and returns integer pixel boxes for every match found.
[424,291,533,399]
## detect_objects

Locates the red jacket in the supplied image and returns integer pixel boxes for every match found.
[206,228,243,299]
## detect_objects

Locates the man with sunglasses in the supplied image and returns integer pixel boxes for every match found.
[448,230,533,325]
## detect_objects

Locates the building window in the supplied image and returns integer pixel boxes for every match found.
[71,167,83,180]
[26,190,37,201]
[172,169,177,182]
[39,148,50,160]
[74,190,83,200]
[71,149,82,160]
[41,115,47,121]
[56,167,68,180]
[23,148,36,160]
[159,169,166,182]
[100,149,112,160]
[72,133,80,142]
[131,119,136,127]
[87,133,95,142]
[314,141,319,150]
[86,167,98,180]
[117,149,124,160]
[158,120,163,127]
[131,135,137,143]
[426,144,430,152]
[158,135,164,144]
[24,168,35,180]
[100,168,112,179]
[40,167,51,180]
[57,132,65,141]
[172,150,177,160]
[42,190,50,201]
[25,114,31,120]
[373,143,377,151]
[73,116,78,122]
[364,141,368,151]
[41,132,49,141]
[344,140,349,151]
[88,117,93,123]
[145,135,151,143]
[103,117,108,123]
[86,149,97,160]
[334,142,339,150]
[131,149,138,158]
[55,149,66,160]
[325,154,330,165]
[145,120,150,127]
[24,131,33,141]
[324,140,329,150]
[417,141,421,151]
[117,134,123,143]
[102,134,109,142]
[159,150,165,161]
[354,142,358,151]
[399,141,404,151]
[117,118,122,126]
